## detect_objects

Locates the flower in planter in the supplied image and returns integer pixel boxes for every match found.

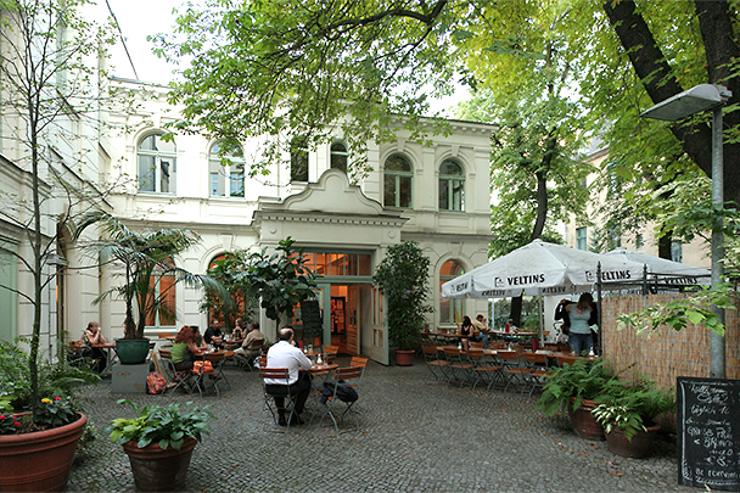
[0,414,24,434]
[35,395,79,430]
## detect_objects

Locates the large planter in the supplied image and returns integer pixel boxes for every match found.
[394,349,415,366]
[0,413,87,492]
[122,437,197,491]
[115,338,150,365]
[605,423,661,458]
[568,398,604,441]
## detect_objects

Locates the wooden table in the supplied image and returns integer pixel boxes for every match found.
[488,330,538,338]
[309,363,338,374]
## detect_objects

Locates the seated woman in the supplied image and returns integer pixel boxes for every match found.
[81,321,107,373]
[191,326,207,350]
[565,294,594,355]
[171,326,202,371]
[459,316,473,350]
[231,318,246,341]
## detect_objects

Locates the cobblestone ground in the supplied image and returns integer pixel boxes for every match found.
[68,358,688,492]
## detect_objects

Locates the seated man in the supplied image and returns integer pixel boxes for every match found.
[265,327,313,426]
[234,322,266,363]
[472,314,490,348]
[203,321,223,347]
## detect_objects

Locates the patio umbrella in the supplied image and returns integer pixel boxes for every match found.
[441,239,645,299]
[605,248,710,286]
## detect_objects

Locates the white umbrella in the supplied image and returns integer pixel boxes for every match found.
[442,239,645,299]
[605,248,710,285]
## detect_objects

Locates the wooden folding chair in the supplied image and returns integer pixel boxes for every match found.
[421,345,449,382]
[521,352,549,398]
[259,368,297,429]
[323,345,339,364]
[321,366,363,432]
[442,348,473,386]
[160,357,194,395]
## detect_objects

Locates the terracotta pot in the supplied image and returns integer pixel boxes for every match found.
[567,398,604,441]
[122,437,197,491]
[115,338,150,365]
[394,349,415,366]
[605,423,660,459]
[0,413,87,492]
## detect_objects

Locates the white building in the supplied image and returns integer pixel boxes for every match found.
[0,46,494,363]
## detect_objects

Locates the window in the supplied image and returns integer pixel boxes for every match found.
[383,153,412,208]
[145,258,176,328]
[330,142,349,173]
[439,159,465,211]
[439,260,464,324]
[302,252,372,277]
[576,227,588,251]
[671,240,683,263]
[137,132,176,193]
[290,136,309,182]
[209,141,245,198]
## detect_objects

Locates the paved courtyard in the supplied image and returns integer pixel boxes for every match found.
[68,359,687,492]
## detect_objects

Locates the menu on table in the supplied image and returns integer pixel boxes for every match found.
[677,377,740,491]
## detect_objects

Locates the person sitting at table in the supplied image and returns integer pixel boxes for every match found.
[171,326,203,371]
[265,327,313,426]
[235,322,266,365]
[231,318,246,341]
[191,326,207,350]
[565,294,594,356]
[203,320,223,348]
[472,314,490,348]
[81,321,107,373]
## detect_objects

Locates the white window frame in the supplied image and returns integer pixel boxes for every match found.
[383,154,413,209]
[330,141,349,172]
[439,160,465,212]
[208,142,245,198]
[137,133,177,194]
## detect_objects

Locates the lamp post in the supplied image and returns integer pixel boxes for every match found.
[641,83,732,379]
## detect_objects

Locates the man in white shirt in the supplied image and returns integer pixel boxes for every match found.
[265,327,313,426]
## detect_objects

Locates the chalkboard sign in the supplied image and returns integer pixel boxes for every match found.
[299,299,322,342]
[677,377,740,491]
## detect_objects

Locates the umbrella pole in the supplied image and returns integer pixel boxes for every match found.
[597,262,603,356]
[539,296,545,347]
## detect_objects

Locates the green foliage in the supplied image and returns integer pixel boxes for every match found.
[373,241,431,350]
[242,237,317,327]
[491,297,543,329]
[593,380,674,441]
[617,284,736,336]
[538,360,615,417]
[34,395,79,430]
[0,340,98,413]
[109,400,210,450]
[92,214,224,339]
[201,250,258,330]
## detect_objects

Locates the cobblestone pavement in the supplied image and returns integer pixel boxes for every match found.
[68,358,688,492]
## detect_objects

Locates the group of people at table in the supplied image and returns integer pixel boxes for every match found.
[430,292,599,357]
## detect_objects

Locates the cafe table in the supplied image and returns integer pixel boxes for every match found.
[91,342,118,377]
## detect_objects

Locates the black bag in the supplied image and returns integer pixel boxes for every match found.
[322,380,358,403]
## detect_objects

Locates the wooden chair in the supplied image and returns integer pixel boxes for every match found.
[321,366,363,432]
[521,352,549,398]
[556,354,578,367]
[323,345,339,363]
[442,348,473,386]
[159,356,194,394]
[259,368,297,429]
[421,345,448,382]
[468,351,503,390]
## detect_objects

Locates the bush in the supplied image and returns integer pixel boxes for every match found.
[538,359,615,416]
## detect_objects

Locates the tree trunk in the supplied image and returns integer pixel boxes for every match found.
[30,134,42,419]
[603,0,740,205]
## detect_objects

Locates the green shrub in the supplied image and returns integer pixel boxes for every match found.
[538,359,615,416]
[592,379,674,440]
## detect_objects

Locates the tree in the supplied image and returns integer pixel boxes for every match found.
[242,237,317,329]
[0,0,121,418]
[373,241,431,350]
[93,216,222,339]
[201,250,258,330]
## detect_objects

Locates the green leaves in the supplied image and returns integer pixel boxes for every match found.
[373,241,431,350]
[108,402,211,450]
[538,360,615,416]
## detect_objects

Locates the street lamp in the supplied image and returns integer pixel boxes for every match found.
[641,83,732,379]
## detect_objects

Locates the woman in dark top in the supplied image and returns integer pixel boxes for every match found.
[459,316,473,336]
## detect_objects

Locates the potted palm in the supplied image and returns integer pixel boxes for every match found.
[592,380,673,458]
[539,359,614,440]
[109,400,210,491]
[373,242,431,366]
[0,341,98,491]
[94,217,223,364]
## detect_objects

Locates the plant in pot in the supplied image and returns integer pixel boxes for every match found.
[0,341,99,491]
[109,399,210,492]
[95,216,224,364]
[373,241,431,366]
[538,359,615,440]
[592,380,674,458]
[241,237,317,331]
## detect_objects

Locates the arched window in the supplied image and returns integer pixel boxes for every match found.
[439,259,464,325]
[439,159,464,211]
[209,141,245,198]
[383,153,413,208]
[137,132,176,193]
[145,258,176,328]
[330,141,349,173]
[290,136,309,182]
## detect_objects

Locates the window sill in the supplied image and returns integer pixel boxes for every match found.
[137,191,177,197]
